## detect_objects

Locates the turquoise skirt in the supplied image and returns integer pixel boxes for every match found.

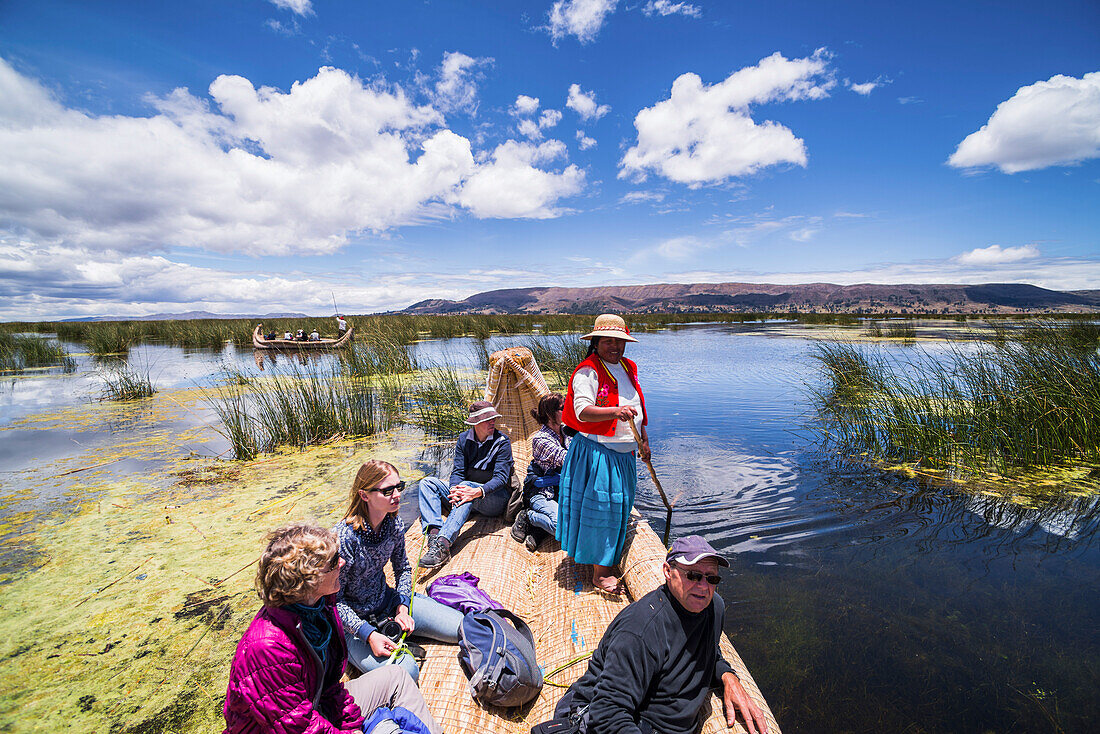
[556,433,637,566]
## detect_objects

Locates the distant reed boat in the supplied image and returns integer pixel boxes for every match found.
[251,323,354,350]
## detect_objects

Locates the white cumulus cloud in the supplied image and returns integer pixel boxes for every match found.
[566,83,610,121]
[576,130,597,150]
[0,60,584,258]
[949,72,1100,173]
[518,118,542,139]
[539,109,563,129]
[456,140,585,219]
[954,244,1041,265]
[514,94,540,115]
[620,50,834,186]
[548,0,618,44]
[433,51,492,113]
[268,0,313,16]
[642,1,701,18]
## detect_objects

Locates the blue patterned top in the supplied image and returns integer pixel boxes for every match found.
[332,514,412,637]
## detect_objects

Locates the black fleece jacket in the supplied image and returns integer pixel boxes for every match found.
[568,585,735,734]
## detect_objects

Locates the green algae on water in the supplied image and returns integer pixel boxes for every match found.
[0,427,428,733]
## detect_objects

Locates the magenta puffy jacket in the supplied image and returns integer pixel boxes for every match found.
[223,597,363,734]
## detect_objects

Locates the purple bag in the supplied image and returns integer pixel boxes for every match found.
[427,572,502,614]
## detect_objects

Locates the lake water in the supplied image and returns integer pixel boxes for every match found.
[2,323,1097,733]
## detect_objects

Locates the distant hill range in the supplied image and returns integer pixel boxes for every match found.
[404,282,1100,315]
[62,310,309,322]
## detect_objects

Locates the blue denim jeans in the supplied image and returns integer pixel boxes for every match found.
[417,476,509,543]
[344,592,463,683]
[526,494,558,534]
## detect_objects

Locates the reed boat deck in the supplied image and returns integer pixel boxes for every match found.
[389,513,781,734]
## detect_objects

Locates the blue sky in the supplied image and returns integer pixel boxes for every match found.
[1,0,1097,320]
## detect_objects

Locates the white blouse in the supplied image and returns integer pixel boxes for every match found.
[571,360,643,453]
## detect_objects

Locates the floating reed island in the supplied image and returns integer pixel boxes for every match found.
[810,320,1100,476]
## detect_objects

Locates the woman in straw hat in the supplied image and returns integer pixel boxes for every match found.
[558,314,650,593]
[332,460,464,683]
[222,522,443,734]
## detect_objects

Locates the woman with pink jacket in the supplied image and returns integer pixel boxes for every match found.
[222,522,442,734]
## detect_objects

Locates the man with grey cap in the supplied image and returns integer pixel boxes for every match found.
[551,535,768,734]
[417,401,514,569]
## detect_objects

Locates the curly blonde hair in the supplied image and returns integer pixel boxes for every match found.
[342,460,399,532]
[254,522,338,607]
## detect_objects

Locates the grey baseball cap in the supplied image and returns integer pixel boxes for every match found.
[665,535,729,568]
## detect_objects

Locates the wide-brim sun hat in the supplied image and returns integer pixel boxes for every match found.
[580,313,638,342]
[465,400,503,425]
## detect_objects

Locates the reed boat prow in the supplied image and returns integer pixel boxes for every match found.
[392,347,780,734]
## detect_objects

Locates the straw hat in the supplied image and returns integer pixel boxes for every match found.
[580,313,638,342]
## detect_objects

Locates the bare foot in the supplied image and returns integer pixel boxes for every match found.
[592,566,622,594]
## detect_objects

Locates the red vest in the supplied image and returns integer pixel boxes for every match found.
[563,354,647,437]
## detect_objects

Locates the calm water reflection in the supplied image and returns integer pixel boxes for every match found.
[1,324,1097,732]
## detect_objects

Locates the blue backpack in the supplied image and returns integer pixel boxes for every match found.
[458,608,543,708]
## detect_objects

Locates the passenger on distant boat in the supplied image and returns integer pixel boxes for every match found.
[222,522,443,734]
[547,535,768,734]
[418,401,513,569]
[512,392,570,552]
[558,314,649,594]
[296,329,305,341]
[333,460,463,683]
[309,329,320,341]
[264,331,277,340]
[283,331,293,341]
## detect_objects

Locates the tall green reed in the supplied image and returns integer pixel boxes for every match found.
[409,364,481,437]
[0,333,75,372]
[810,322,1100,473]
[208,364,393,459]
[101,366,157,400]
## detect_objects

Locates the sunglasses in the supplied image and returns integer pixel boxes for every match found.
[324,553,341,572]
[372,480,405,496]
[673,564,721,587]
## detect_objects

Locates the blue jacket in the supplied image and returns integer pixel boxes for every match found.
[449,428,513,497]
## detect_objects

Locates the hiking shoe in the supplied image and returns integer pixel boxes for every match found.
[510,510,530,544]
[525,527,548,553]
[419,535,450,569]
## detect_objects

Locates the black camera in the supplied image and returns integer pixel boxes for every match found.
[372,616,404,641]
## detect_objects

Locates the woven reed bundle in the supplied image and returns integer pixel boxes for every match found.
[484,347,551,491]
[399,513,779,734]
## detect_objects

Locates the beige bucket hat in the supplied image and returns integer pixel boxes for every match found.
[580,313,638,342]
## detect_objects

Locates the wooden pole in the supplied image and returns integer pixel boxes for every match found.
[627,420,674,547]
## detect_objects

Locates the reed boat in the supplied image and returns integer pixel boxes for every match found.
[251,323,354,350]
[389,347,781,734]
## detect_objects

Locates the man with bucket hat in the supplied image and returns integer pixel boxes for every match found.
[544,535,769,734]
[417,401,514,569]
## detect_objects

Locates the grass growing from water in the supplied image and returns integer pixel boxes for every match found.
[811,322,1100,474]
[409,364,481,437]
[210,365,393,459]
[101,366,157,400]
[0,333,75,372]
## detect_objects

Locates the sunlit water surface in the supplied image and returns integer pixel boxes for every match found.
[1,324,1097,733]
